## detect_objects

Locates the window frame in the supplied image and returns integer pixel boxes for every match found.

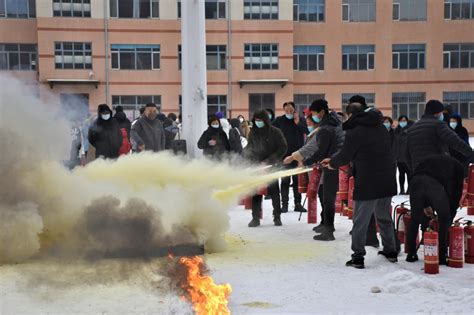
[392,92,426,120]
[443,43,474,69]
[53,0,91,18]
[243,0,279,20]
[244,43,279,70]
[342,45,375,71]
[392,44,426,70]
[393,2,400,21]
[110,0,160,19]
[112,95,162,120]
[206,45,227,70]
[0,43,37,71]
[293,45,325,71]
[1,0,36,18]
[293,0,325,22]
[341,0,376,22]
[54,42,92,70]
[207,95,227,115]
[110,44,160,71]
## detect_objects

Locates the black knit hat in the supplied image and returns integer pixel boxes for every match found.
[349,95,367,107]
[424,100,444,115]
[310,99,329,113]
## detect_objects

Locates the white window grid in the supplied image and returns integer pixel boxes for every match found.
[244,0,279,20]
[293,0,325,22]
[342,45,375,71]
[53,0,91,17]
[55,42,92,69]
[111,45,160,70]
[392,44,426,70]
[444,0,474,20]
[244,43,279,70]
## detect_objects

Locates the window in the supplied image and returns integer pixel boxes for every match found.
[443,91,474,119]
[206,45,227,70]
[249,93,275,114]
[342,0,375,22]
[111,45,160,70]
[294,93,325,114]
[207,95,227,115]
[293,0,325,22]
[393,0,426,21]
[53,0,91,17]
[112,95,161,120]
[110,0,159,19]
[0,44,36,70]
[342,93,375,112]
[0,0,35,18]
[244,44,279,70]
[443,43,474,68]
[55,42,92,69]
[293,46,324,71]
[392,44,425,70]
[178,0,226,19]
[445,0,474,20]
[392,92,426,120]
[342,45,375,70]
[244,0,279,20]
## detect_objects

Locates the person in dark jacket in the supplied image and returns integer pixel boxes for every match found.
[114,106,132,139]
[394,115,414,194]
[406,100,472,172]
[266,108,276,123]
[197,115,230,159]
[322,103,398,269]
[245,109,288,228]
[406,155,465,265]
[228,118,244,154]
[449,114,471,176]
[88,104,122,159]
[273,101,307,213]
[284,98,344,241]
[131,103,166,152]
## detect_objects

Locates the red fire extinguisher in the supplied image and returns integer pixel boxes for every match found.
[465,165,474,215]
[345,176,355,219]
[244,196,252,210]
[429,217,439,232]
[424,229,439,274]
[394,203,409,243]
[403,212,420,254]
[464,220,474,264]
[307,166,322,224]
[298,172,309,194]
[448,220,464,268]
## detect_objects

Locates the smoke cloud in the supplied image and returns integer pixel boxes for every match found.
[0,74,261,264]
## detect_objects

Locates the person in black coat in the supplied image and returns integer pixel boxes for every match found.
[228,118,243,154]
[322,103,398,269]
[394,115,414,194]
[406,100,472,172]
[284,98,344,241]
[406,155,465,265]
[88,104,122,159]
[273,101,307,213]
[449,114,471,176]
[197,115,230,159]
[114,106,132,140]
[266,108,276,123]
[245,109,288,228]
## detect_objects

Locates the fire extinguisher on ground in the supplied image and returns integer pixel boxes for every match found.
[448,219,464,268]
[465,165,474,215]
[394,202,409,243]
[464,220,474,264]
[424,228,439,275]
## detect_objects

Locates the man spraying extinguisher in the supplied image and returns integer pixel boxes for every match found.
[406,155,465,264]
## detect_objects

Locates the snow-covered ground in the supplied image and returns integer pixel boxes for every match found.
[1,195,473,314]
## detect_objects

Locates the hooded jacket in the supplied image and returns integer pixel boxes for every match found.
[245,113,288,165]
[131,115,166,152]
[88,105,122,159]
[197,121,230,158]
[330,109,397,201]
[303,111,344,166]
[406,115,472,171]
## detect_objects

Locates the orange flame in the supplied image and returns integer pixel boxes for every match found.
[179,256,232,315]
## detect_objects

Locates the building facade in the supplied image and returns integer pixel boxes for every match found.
[1,0,473,129]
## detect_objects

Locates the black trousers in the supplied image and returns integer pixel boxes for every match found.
[397,162,411,192]
[320,170,338,228]
[280,164,302,206]
[252,180,281,219]
[407,175,453,257]
[318,185,324,225]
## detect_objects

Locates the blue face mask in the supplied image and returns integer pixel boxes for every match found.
[312,115,321,123]
[307,126,314,133]
[285,114,294,120]
[399,121,407,128]
[268,114,273,120]
[255,121,265,128]
[450,122,458,129]
[383,122,391,130]
[438,113,444,121]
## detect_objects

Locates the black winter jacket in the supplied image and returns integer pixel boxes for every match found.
[304,111,344,166]
[197,127,230,158]
[406,115,472,171]
[413,155,465,213]
[245,124,287,165]
[88,117,122,159]
[393,121,413,164]
[273,115,306,156]
[330,110,397,201]
[114,112,132,139]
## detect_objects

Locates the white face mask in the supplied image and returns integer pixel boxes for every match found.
[239,118,244,123]
[101,113,111,121]
[211,124,220,129]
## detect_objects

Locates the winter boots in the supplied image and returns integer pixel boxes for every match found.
[377,251,398,263]
[248,218,260,227]
[346,257,365,269]
[313,226,335,241]
[294,204,307,212]
[274,216,282,226]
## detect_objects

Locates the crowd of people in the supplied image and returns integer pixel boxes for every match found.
[68,95,472,269]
